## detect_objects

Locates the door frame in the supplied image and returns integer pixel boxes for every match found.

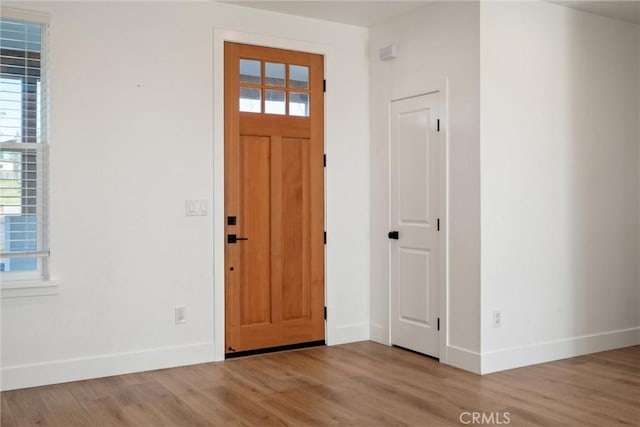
[388,81,449,363]
[213,30,331,361]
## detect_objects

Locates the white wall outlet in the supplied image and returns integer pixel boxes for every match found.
[492,310,502,328]
[175,306,186,324]
[185,200,207,216]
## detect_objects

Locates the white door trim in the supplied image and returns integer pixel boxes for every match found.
[212,29,332,361]
[388,80,449,363]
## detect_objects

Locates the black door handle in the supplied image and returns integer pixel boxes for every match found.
[388,231,399,240]
[227,234,249,244]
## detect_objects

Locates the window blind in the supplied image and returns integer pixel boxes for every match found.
[0,16,49,272]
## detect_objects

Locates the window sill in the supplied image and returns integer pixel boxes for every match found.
[1,279,60,299]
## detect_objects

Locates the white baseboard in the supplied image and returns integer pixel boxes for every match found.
[6,328,635,390]
[369,322,389,345]
[481,327,640,374]
[444,345,481,374]
[1,341,215,391]
[328,323,370,346]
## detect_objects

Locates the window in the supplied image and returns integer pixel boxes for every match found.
[239,59,311,117]
[0,13,49,281]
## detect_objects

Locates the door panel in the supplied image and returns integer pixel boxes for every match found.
[399,248,431,325]
[225,42,324,353]
[399,110,430,224]
[239,135,271,326]
[390,92,441,357]
[280,137,311,321]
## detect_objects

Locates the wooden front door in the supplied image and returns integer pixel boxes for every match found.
[224,42,325,354]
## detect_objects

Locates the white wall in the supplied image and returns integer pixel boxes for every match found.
[480,1,640,373]
[1,0,370,390]
[369,1,481,371]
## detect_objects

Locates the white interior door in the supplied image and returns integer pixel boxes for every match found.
[389,92,441,357]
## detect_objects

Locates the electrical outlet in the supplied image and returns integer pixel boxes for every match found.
[175,307,186,324]
[492,310,502,328]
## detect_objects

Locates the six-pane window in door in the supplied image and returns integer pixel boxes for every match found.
[238,59,311,117]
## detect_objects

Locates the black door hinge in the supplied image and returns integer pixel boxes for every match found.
[437,318,440,331]
[437,119,440,132]
[324,306,327,320]
[323,79,326,92]
[324,231,327,244]
[323,154,326,167]
[437,218,440,231]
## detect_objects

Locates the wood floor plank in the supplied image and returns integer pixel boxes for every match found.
[1,342,638,426]
[173,389,245,426]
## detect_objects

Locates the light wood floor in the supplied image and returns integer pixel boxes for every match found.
[1,342,638,426]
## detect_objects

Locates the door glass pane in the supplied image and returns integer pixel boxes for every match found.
[265,62,285,87]
[265,90,285,115]
[239,87,261,113]
[289,65,309,89]
[289,92,309,117]
[240,59,261,84]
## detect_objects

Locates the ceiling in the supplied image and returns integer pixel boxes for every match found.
[221,1,433,27]
[221,1,640,27]
[549,1,640,24]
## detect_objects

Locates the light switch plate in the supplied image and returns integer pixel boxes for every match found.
[186,200,207,216]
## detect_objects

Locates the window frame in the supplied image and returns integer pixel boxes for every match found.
[0,7,57,297]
